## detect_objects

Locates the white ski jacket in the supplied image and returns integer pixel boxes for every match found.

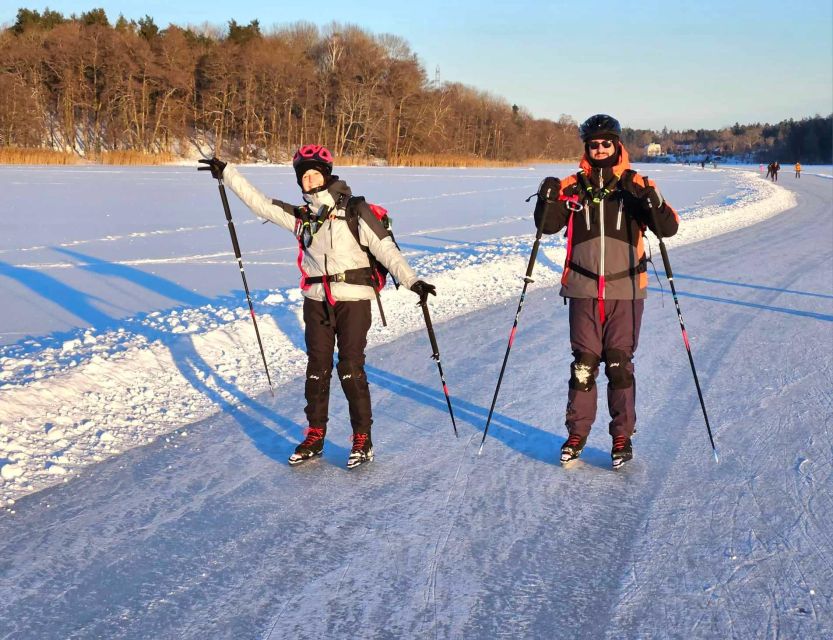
[222,164,418,302]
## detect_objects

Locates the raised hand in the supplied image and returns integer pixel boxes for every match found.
[198,157,227,179]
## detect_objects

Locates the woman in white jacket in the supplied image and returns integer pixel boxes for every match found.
[200,146,435,469]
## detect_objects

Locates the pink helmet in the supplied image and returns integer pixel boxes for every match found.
[292,145,333,185]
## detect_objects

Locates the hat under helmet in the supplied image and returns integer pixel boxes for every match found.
[579,114,622,142]
[293,145,334,186]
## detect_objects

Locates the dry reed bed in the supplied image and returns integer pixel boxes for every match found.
[1,148,566,168]
[0,149,177,165]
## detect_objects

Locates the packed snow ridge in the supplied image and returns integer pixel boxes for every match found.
[0,169,796,505]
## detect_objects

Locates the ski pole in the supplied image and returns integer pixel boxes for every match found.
[645,185,717,462]
[200,167,275,395]
[419,298,458,437]
[479,177,562,454]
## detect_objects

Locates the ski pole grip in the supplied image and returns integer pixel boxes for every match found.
[226,219,244,260]
[216,183,244,259]
[421,301,440,357]
[525,177,558,277]
[646,202,674,278]
[525,238,541,279]
[658,241,673,278]
[218,182,234,223]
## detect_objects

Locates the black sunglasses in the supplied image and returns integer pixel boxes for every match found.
[589,140,615,150]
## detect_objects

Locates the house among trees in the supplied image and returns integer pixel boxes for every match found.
[645,143,663,157]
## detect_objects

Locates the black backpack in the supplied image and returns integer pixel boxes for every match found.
[344,196,400,291]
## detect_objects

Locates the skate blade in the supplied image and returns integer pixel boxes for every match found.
[346,451,375,469]
[560,449,583,465]
[611,456,632,470]
[288,450,323,466]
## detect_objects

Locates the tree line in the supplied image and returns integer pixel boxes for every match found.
[623,116,832,164]
[0,8,583,163]
[1,8,830,165]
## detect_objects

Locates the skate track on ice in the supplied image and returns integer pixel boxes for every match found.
[1,174,831,639]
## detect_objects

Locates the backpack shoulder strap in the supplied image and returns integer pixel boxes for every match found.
[346,195,391,243]
[293,205,310,221]
[344,196,364,246]
[573,170,592,205]
[618,168,638,193]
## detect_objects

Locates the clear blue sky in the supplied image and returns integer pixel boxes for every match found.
[3,0,831,130]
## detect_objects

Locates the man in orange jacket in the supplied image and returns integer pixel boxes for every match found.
[533,115,680,468]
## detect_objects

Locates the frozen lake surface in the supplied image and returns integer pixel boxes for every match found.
[0,162,831,638]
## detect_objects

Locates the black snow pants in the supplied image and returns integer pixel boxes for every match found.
[565,297,644,439]
[303,298,373,435]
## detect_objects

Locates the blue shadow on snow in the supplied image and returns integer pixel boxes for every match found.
[668,272,833,301]
[365,364,564,465]
[647,286,833,323]
[0,252,315,463]
[54,247,213,308]
[0,260,113,327]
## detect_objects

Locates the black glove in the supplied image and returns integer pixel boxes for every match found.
[620,171,663,209]
[198,157,227,179]
[411,280,436,304]
[533,176,561,233]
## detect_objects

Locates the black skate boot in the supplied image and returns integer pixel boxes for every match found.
[288,427,325,465]
[560,433,587,464]
[611,435,633,469]
[347,432,374,469]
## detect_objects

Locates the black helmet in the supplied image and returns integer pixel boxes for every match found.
[579,114,622,141]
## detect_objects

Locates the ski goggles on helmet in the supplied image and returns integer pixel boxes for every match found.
[293,145,334,186]
[294,144,333,164]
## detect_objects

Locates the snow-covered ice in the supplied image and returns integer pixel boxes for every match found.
[0,162,831,638]
[0,164,800,501]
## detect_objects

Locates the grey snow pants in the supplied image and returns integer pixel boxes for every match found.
[565,297,644,439]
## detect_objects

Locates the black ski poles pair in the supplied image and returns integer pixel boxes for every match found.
[199,159,457,433]
[199,162,274,395]
[479,178,718,463]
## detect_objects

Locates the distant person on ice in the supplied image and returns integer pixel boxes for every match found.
[532,114,680,469]
[199,147,435,469]
[771,161,780,182]
[795,162,802,178]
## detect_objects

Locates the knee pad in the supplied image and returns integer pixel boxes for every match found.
[305,366,332,394]
[604,349,634,390]
[337,359,367,384]
[305,364,332,382]
[569,351,600,392]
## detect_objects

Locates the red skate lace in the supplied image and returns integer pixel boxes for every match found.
[301,427,325,447]
[351,433,369,452]
[565,434,584,448]
[612,435,628,451]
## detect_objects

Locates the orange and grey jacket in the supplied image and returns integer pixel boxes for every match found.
[537,145,680,310]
